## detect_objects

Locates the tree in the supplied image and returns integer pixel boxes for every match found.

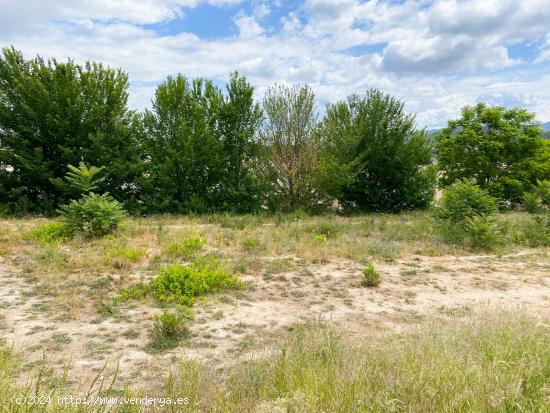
[320,90,435,212]
[0,46,142,214]
[257,84,321,211]
[141,75,223,213]
[214,72,263,212]
[436,103,550,201]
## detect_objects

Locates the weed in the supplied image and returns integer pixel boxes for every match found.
[147,310,191,352]
[163,236,207,260]
[152,258,242,305]
[24,221,73,244]
[362,263,381,287]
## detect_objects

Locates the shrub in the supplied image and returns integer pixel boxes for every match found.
[152,258,242,305]
[464,215,501,250]
[522,192,543,213]
[362,263,381,287]
[59,192,126,237]
[241,237,262,253]
[523,214,550,247]
[536,180,550,207]
[435,179,498,222]
[24,221,73,244]
[148,310,192,351]
[164,236,207,260]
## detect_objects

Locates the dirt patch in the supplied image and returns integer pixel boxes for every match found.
[1,250,549,392]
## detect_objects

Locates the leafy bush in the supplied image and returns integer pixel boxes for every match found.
[464,215,501,250]
[522,192,543,214]
[435,179,498,222]
[164,236,207,260]
[523,214,550,247]
[59,192,126,237]
[148,310,192,351]
[24,221,73,244]
[362,263,381,287]
[241,237,262,253]
[152,258,242,305]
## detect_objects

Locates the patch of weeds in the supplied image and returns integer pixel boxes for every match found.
[163,236,207,260]
[104,246,145,270]
[212,310,224,320]
[241,237,263,253]
[362,263,381,287]
[146,310,192,352]
[37,248,70,269]
[24,221,73,245]
[98,301,121,318]
[152,257,242,305]
[265,259,295,275]
[117,283,150,302]
[122,328,140,340]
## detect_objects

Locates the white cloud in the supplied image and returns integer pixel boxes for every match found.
[1,0,549,127]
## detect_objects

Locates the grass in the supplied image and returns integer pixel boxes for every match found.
[2,313,548,412]
[166,312,550,412]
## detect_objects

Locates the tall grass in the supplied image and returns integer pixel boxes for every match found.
[167,312,550,412]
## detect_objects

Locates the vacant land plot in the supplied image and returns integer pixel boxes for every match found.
[0,212,549,412]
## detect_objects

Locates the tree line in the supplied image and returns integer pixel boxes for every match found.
[1,46,549,215]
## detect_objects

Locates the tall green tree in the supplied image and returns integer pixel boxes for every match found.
[215,72,263,211]
[141,75,223,213]
[142,73,261,213]
[436,103,550,201]
[320,90,435,212]
[257,84,322,211]
[0,46,142,214]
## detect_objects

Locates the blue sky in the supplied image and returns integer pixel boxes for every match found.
[1,0,550,128]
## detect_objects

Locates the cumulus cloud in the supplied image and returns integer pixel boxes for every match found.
[0,0,549,127]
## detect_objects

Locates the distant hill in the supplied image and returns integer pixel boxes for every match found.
[428,122,550,139]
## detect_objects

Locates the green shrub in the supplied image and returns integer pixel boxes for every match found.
[435,179,498,222]
[241,237,262,253]
[523,214,550,247]
[362,263,381,287]
[152,258,242,305]
[59,193,126,237]
[522,192,543,213]
[148,310,191,351]
[464,215,501,250]
[163,236,207,259]
[24,221,73,244]
[535,180,550,207]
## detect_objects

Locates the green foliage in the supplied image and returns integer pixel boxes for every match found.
[320,90,436,212]
[151,258,242,305]
[24,221,73,244]
[0,47,143,214]
[522,191,543,213]
[59,192,126,237]
[163,236,207,260]
[436,103,550,201]
[464,215,501,250]
[435,179,498,222]
[522,179,550,214]
[523,214,550,247]
[148,310,191,352]
[142,72,262,213]
[167,314,550,412]
[362,263,381,287]
[258,84,322,210]
[241,237,262,253]
[62,162,105,194]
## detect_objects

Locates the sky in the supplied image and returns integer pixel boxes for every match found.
[1,0,550,129]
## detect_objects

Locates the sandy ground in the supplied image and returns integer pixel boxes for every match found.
[1,250,549,393]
